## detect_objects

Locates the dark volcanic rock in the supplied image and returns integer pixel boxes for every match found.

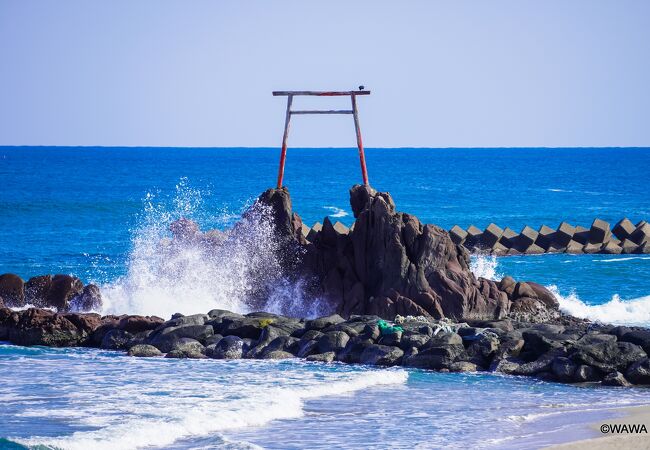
[165,338,206,359]
[256,185,540,322]
[1,308,90,346]
[101,329,133,350]
[24,275,52,307]
[317,331,350,353]
[0,274,25,307]
[570,341,647,373]
[625,358,650,384]
[46,275,84,311]
[618,329,650,354]
[69,284,103,312]
[305,314,345,330]
[216,317,268,340]
[359,344,404,366]
[211,335,244,359]
[602,371,632,387]
[148,324,214,353]
[128,344,162,357]
[306,352,336,363]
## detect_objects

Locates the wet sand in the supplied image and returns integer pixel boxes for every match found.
[548,404,650,450]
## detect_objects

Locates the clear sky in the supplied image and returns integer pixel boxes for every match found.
[1,0,649,147]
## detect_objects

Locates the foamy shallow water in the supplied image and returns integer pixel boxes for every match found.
[1,345,649,450]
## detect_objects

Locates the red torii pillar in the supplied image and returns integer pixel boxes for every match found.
[272,90,370,188]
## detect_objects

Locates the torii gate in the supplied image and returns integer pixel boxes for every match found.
[272,90,371,188]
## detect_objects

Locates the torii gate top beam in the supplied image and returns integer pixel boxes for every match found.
[273,89,371,188]
[272,90,371,96]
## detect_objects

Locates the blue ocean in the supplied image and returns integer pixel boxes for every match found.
[1,146,650,449]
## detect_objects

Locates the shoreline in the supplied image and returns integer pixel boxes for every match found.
[547,404,650,450]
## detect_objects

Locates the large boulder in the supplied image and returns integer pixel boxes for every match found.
[570,341,647,373]
[165,338,206,359]
[69,284,103,311]
[148,324,214,353]
[0,308,92,346]
[46,275,84,311]
[0,274,25,307]
[317,331,350,353]
[215,317,269,340]
[626,358,650,384]
[359,344,404,366]
[211,335,245,359]
[100,329,133,350]
[128,344,163,357]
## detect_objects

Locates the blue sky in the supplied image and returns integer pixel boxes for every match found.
[1,0,649,147]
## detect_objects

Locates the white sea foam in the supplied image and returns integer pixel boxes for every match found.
[595,256,650,263]
[99,178,329,319]
[550,285,650,326]
[471,254,650,326]
[470,254,502,281]
[14,360,408,450]
[324,205,349,218]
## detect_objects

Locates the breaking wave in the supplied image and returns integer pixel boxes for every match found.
[549,286,650,327]
[471,254,650,326]
[8,349,408,450]
[100,178,330,319]
[323,205,349,218]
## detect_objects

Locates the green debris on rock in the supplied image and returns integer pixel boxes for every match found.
[377,319,403,335]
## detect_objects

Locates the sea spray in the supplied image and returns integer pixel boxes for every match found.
[548,286,650,326]
[470,254,502,281]
[100,178,329,319]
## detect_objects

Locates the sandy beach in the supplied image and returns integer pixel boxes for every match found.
[549,404,650,450]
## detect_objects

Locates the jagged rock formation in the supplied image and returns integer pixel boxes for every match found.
[0,273,102,312]
[254,185,558,322]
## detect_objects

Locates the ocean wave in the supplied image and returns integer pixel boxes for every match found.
[323,206,349,218]
[546,188,571,193]
[471,255,650,326]
[14,364,407,450]
[549,285,650,327]
[594,256,650,263]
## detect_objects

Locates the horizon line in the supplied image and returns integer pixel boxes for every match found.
[2,145,650,150]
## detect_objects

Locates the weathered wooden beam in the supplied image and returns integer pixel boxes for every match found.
[351,94,369,186]
[273,90,370,96]
[276,95,293,188]
[290,110,354,115]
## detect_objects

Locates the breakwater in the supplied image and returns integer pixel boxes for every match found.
[2,306,650,387]
[300,218,650,256]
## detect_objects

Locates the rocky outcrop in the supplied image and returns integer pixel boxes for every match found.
[254,185,556,323]
[2,304,647,386]
[0,307,101,346]
[0,273,102,312]
[0,273,25,307]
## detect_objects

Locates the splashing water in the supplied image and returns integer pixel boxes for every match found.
[548,286,650,326]
[100,179,330,319]
[470,254,502,281]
